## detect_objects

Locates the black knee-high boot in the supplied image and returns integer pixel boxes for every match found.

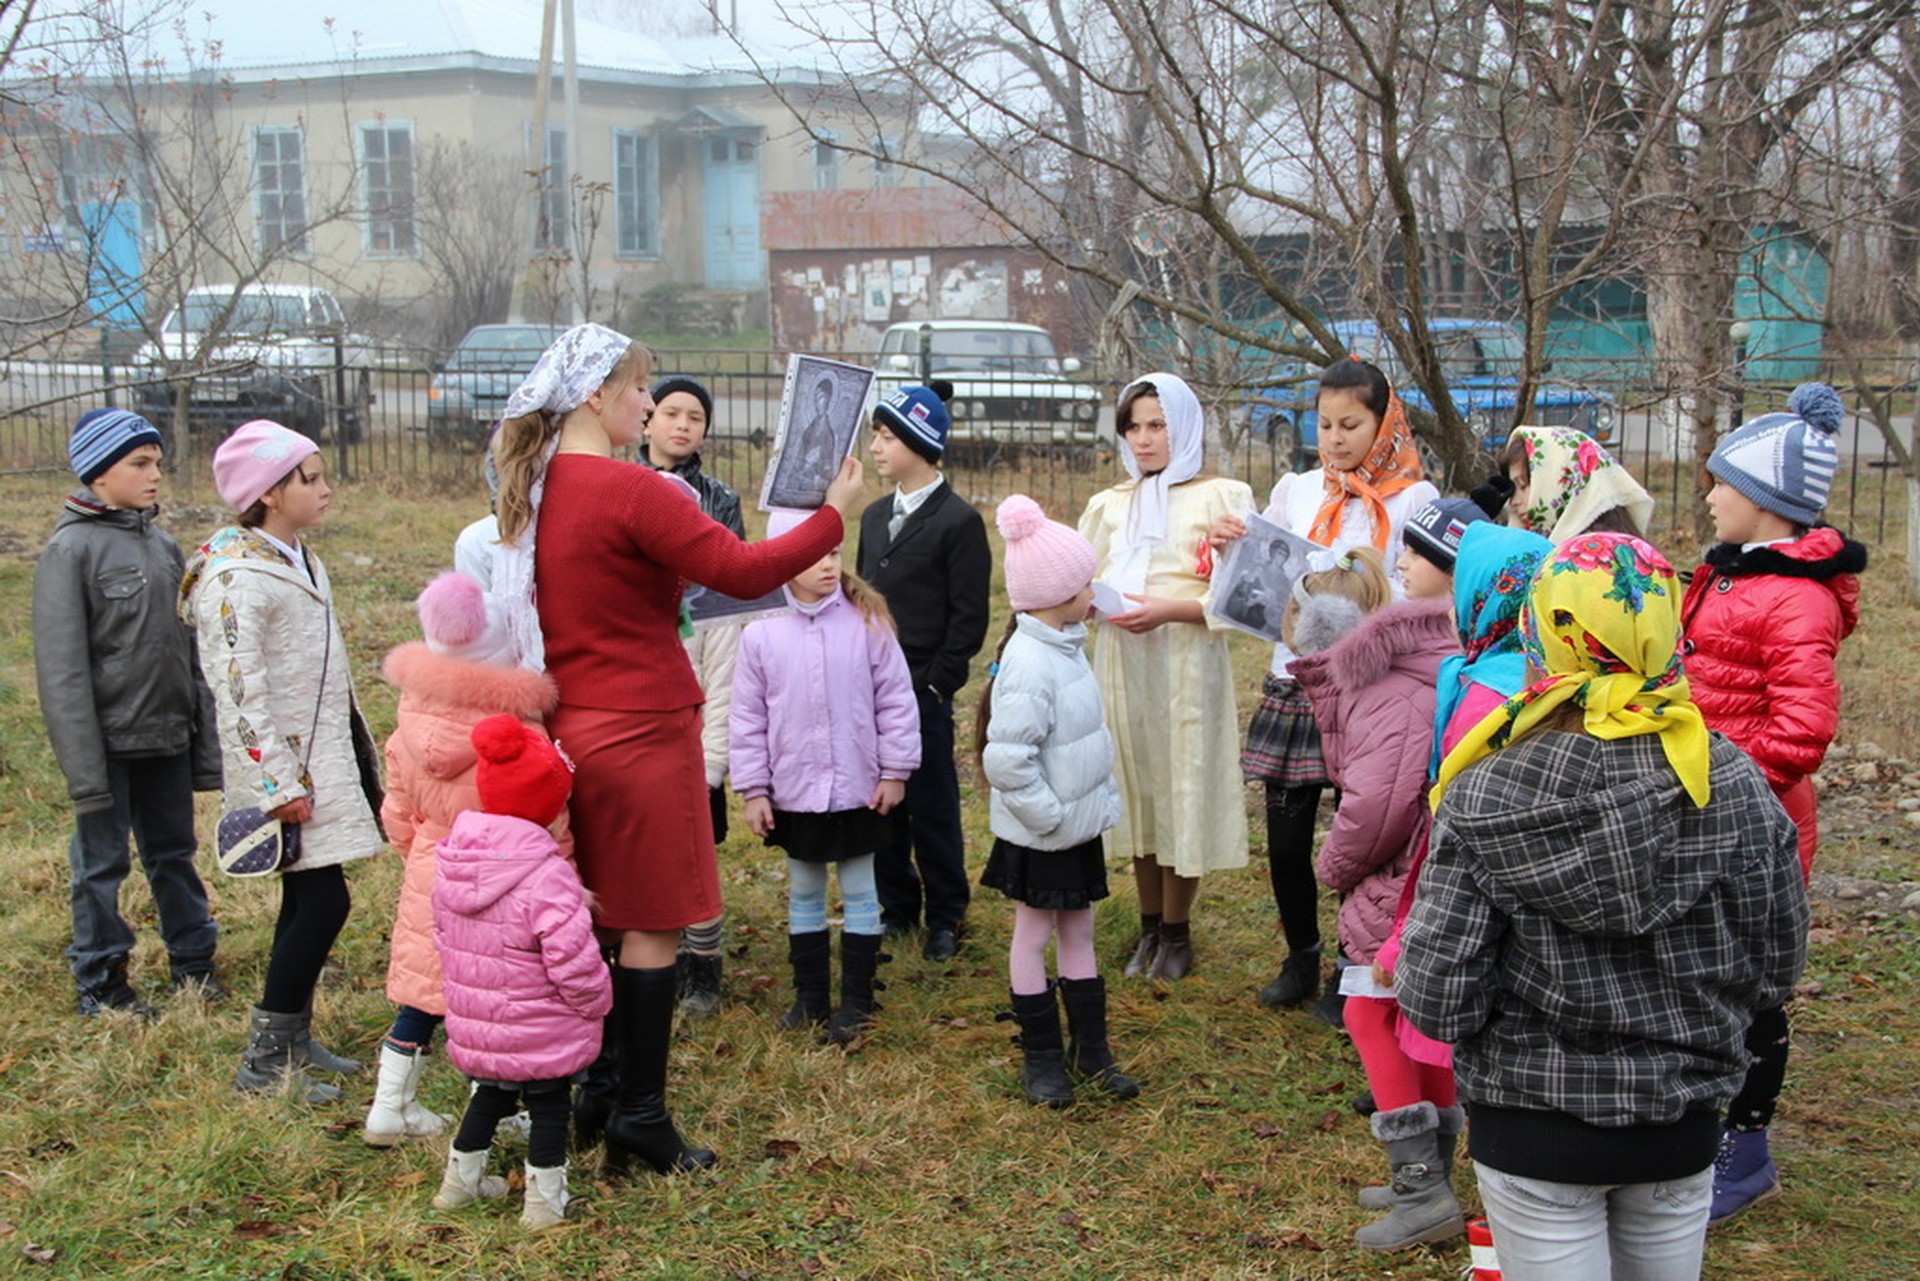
[825,932,888,1046]
[781,930,833,1030]
[571,947,622,1152]
[1059,976,1140,1099]
[602,964,716,1176]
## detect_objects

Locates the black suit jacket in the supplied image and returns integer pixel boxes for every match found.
[856,482,992,700]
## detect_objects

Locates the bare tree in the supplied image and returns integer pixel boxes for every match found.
[412,139,532,353]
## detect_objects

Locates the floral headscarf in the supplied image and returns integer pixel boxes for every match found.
[1510,426,1654,544]
[1430,532,1710,810]
[1309,384,1425,552]
[494,323,638,671]
[1106,372,1207,596]
[1429,522,1554,775]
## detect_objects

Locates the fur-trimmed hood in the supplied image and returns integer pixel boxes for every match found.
[382,642,558,782]
[1298,597,1458,697]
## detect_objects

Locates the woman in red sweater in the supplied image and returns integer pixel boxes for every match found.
[492,324,861,1175]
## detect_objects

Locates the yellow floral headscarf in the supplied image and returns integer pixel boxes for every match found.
[1430,532,1710,810]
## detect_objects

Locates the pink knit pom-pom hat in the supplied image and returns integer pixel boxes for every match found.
[996,494,1096,612]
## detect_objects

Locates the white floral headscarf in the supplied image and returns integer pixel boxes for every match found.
[494,323,636,671]
[1105,372,1206,596]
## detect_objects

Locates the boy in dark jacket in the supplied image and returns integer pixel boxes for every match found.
[856,385,990,962]
[1684,381,1867,1225]
[33,408,223,1016]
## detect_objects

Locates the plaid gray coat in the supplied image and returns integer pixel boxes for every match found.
[1399,730,1809,1128]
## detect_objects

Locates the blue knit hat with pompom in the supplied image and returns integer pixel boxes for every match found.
[1707,382,1843,526]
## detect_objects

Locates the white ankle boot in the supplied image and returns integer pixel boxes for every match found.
[520,1163,569,1229]
[363,1044,450,1147]
[431,1148,508,1209]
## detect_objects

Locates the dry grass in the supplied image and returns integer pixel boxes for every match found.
[0,468,1915,1279]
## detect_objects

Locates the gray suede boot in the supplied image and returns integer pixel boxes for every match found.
[1359,1102,1463,1209]
[1353,1101,1465,1250]
[234,1006,343,1104]
[292,1005,364,1076]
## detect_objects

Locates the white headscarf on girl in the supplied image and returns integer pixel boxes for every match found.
[1104,372,1206,597]
[492,322,634,671]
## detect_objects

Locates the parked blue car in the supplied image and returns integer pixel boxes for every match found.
[1242,318,1616,470]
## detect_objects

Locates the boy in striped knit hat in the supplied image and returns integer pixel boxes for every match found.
[33,409,223,1017]
[1681,382,1868,1225]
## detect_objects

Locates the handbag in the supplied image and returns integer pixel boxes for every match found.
[216,586,331,878]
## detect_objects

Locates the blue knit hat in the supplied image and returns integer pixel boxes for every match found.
[874,384,950,463]
[1707,382,1843,526]
[69,408,164,485]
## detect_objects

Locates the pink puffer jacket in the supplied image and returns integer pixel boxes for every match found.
[1291,598,1458,965]
[379,643,564,1014]
[432,810,611,1082]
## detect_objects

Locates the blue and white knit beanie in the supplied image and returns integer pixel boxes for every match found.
[874,384,951,463]
[1708,382,1843,526]
[69,408,164,485]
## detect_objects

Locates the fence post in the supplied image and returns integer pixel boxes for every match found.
[333,333,352,482]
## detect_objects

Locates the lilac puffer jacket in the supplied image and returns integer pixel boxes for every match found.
[1291,598,1458,965]
[432,810,611,1082]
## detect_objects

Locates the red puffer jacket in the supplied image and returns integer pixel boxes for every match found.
[1681,527,1865,873]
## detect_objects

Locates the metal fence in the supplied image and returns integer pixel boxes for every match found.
[0,346,1909,547]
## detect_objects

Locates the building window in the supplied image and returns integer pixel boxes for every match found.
[254,125,310,254]
[813,132,839,191]
[534,125,568,252]
[870,134,899,190]
[614,129,658,258]
[359,121,416,257]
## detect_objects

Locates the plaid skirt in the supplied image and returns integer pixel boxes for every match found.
[1242,673,1330,787]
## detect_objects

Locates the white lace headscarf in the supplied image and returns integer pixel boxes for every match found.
[1105,372,1206,596]
[493,323,635,671]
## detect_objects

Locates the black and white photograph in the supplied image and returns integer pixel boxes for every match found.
[1208,513,1321,642]
[759,354,876,511]
[684,580,789,631]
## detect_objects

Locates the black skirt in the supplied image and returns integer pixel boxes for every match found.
[767,806,892,864]
[980,834,1110,910]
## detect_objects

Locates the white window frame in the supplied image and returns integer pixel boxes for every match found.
[357,119,417,259]
[526,123,569,252]
[253,124,311,255]
[612,128,659,260]
[812,130,840,191]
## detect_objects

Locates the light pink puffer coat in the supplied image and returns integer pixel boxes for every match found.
[379,643,564,1013]
[432,811,611,1082]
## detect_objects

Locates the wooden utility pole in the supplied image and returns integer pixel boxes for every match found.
[508,0,558,323]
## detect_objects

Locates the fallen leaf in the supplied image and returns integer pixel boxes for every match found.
[749,975,778,994]
[1851,973,1880,988]
[234,1221,282,1240]
[764,1138,802,1159]
[1251,1122,1283,1139]
[1057,1211,1083,1227]
[22,1242,56,1264]
[391,1169,426,1189]
[1199,1169,1223,1191]
[1276,1231,1324,1250]
[806,1157,839,1174]
[1315,1110,1342,1133]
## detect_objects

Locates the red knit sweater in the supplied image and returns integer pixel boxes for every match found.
[535,454,842,711]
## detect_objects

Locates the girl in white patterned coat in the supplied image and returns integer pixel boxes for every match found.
[975,495,1139,1107]
[183,420,383,1103]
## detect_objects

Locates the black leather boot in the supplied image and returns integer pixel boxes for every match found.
[780,930,833,1030]
[571,948,621,1152]
[1003,987,1074,1107]
[1059,976,1140,1099]
[602,964,716,1176]
[824,932,888,1046]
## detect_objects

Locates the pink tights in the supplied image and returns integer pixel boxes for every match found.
[1344,995,1456,1112]
[1009,904,1098,996]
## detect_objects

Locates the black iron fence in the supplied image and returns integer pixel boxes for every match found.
[0,346,1909,547]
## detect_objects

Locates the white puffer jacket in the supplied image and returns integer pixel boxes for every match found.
[982,615,1121,851]
[181,527,381,871]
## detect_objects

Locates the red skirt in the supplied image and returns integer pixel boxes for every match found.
[548,703,720,931]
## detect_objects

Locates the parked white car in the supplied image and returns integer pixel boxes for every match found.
[874,321,1101,453]
[134,284,375,443]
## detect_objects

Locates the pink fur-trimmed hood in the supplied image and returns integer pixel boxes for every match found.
[383,642,558,719]
[1321,597,1458,692]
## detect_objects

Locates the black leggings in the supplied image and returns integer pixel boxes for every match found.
[260,864,351,1015]
[1264,782,1324,955]
[454,1079,571,1168]
[1726,1004,1791,1131]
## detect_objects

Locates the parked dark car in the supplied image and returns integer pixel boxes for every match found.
[426,324,565,447]
[1243,318,1616,472]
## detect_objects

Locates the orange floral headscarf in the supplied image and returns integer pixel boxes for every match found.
[1308,385,1425,552]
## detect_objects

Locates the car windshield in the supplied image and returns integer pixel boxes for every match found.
[167,294,309,337]
[1434,327,1524,380]
[448,328,560,370]
[919,330,1062,376]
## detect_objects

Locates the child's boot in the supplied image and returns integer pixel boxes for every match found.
[520,1162,570,1229]
[292,1005,364,1076]
[1058,976,1140,1099]
[780,930,832,1030]
[362,1042,450,1147]
[1003,986,1074,1107]
[1360,1102,1462,1209]
[1709,1127,1782,1226]
[824,932,887,1046]
[432,1147,508,1210]
[234,1006,341,1104]
[1353,1101,1465,1250]
[675,950,724,1019]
